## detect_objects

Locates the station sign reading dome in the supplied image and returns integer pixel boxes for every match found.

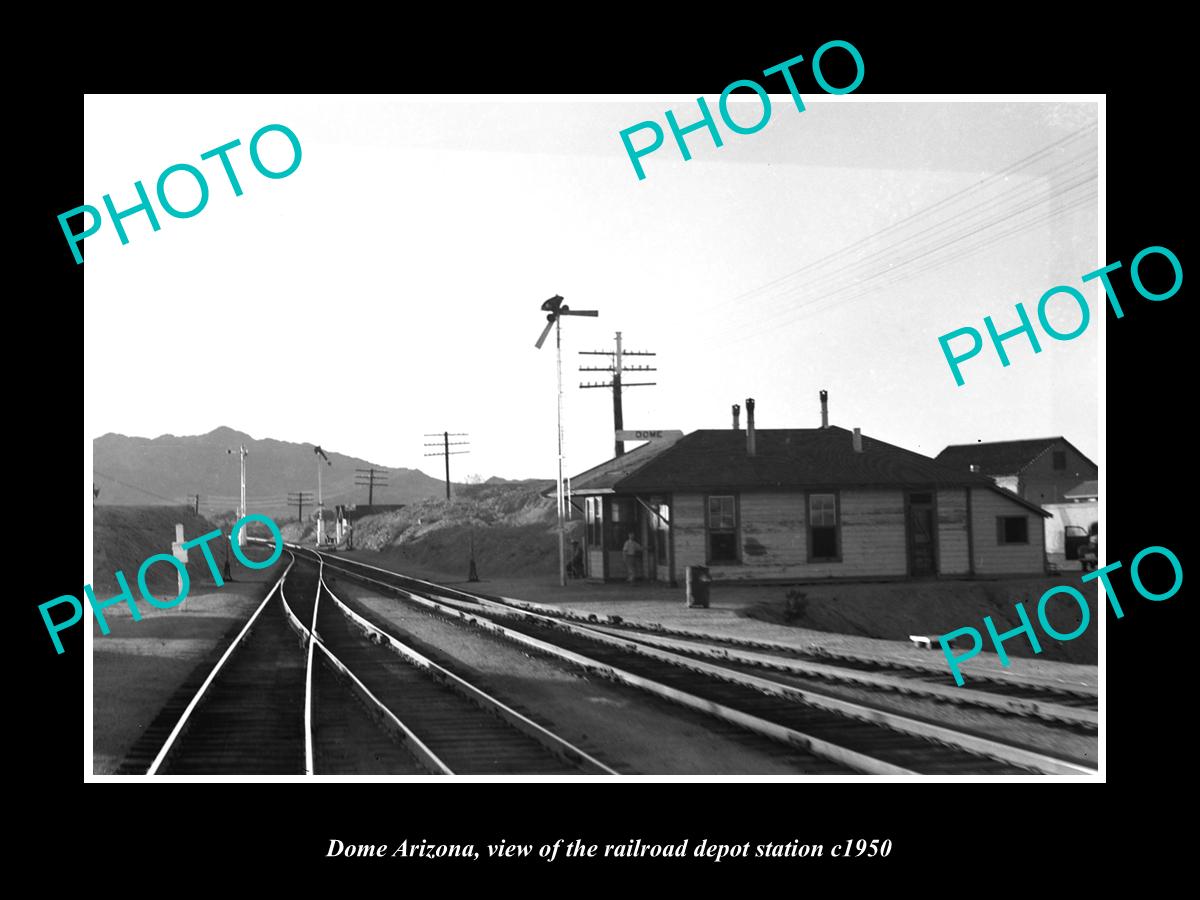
[616,430,684,443]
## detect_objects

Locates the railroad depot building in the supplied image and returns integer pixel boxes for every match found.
[567,401,1049,585]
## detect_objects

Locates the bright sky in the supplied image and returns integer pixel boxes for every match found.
[83,95,1099,481]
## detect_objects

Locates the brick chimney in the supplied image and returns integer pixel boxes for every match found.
[853,427,863,453]
[732,403,741,430]
[746,398,756,456]
[820,389,829,429]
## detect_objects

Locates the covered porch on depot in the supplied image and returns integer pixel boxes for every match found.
[556,434,685,584]
[577,490,674,584]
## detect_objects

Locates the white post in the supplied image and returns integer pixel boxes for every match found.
[316,456,324,547]
[173,523,188,611]
[237,444,247,547]
[556,316,566,587]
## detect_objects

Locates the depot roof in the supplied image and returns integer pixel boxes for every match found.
[566,432,686,495]
[569,426,1048,516]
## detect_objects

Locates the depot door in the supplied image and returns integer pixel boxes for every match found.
[907,491,937,576]
[606,497,637,580]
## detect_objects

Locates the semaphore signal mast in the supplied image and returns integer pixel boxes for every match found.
[534,294,598,587]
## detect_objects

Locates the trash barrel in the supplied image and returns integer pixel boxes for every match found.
[685,565,711,608]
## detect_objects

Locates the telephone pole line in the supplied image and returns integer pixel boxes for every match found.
[287,491,314,522]
[424,433,470,500]
[580,331,657,457]
[354,467,388,505]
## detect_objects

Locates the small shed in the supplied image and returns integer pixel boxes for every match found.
[936,437,1097,504]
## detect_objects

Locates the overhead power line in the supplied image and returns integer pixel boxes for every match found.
[580,331,658,458]
[424,433,470,501]
[701,123,1098,348]
[747,152,1096,309]
[93,470,187,505]
[725,186,1097,345]
[701,121,1098,317]
[287,490,315,521]
[354,467,388,505]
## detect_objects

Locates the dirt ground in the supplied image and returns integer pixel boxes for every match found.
[743,578,1099,665]
[93,506,227,593]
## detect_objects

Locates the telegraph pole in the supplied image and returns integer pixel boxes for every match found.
[580,331,657,457]
[288,490,314,522]
[354,467,388,505]
[424,434,469,500]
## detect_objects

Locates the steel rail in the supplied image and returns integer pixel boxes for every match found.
[278,554,452,776]
[311,549,1097,777]
[145,557,294,776]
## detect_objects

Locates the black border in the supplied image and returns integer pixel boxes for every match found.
[25,13,1189,885]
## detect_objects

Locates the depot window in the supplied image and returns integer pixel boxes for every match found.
[808,492,841,562]
[996,516,1029,544]
[707,495,738,564]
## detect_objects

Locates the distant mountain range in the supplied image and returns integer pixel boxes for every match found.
[93,427,450,518]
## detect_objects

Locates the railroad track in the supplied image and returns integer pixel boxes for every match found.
[564,619,1097,715]
[129,553,614,775]
[121,557,307,775]
[282,554,614,775]
[428,583,1098,727]
[277,550,1097,721]
[556,622,1098,731]
[299,548,1099,776]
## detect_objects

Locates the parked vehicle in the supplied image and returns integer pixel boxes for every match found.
[1079,522,1098,573]
[1065,524,1089,561]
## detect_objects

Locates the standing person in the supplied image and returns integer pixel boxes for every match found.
[569,540,584,578]
[622,531,642,583]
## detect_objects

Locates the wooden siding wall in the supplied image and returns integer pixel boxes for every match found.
[970,488,1045,574]
[936,488,971,575]
[1020,440,1099,504]
[673,494,708,576]
[673,490,908,581]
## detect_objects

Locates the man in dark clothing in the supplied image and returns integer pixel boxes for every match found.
[568,540,585,578]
